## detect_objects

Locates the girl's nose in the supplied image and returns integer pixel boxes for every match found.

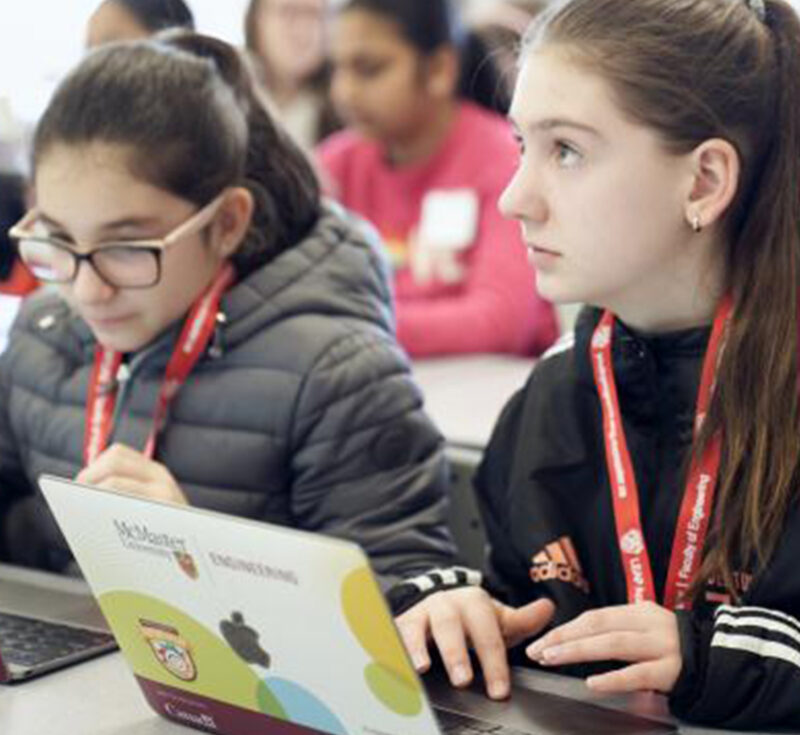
[69,258,116,304]
[499,165,549,225]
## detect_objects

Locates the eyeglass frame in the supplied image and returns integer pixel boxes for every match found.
[8,190,229,290]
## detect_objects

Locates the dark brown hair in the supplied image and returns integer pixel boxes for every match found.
[341,0,509,114]
[524,0,800,600]
[111,0,194,31]
[0,174,26,281]
[33,31,322,276]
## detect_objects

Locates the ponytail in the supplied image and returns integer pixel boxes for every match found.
[159,32,322,275]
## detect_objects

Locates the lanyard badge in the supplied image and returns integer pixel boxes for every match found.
[83,264,235,466]
[590,297,733,610]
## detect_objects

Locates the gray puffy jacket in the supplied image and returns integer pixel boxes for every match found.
[0,206,455,583]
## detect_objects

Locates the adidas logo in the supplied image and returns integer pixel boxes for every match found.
[530,536,590,594]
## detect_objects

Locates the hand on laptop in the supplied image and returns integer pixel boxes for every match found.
[76,443,188,505]
[526,602,682,694]
[396,587,555,701]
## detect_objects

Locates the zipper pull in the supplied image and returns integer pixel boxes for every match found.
[209,312,227,359]
[116,362,131,385]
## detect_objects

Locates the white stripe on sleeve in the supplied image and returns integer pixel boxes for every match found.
[408,575,436,593]
[715,611,800,649]
[711,632,800,670]
[715,605,800,631]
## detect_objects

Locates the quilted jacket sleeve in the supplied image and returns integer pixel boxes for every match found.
[288,326,456,588]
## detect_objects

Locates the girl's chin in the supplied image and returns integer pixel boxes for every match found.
[86,321,154,353]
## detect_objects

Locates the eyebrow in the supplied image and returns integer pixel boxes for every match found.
[510,117,603,138]
[38,212,165,236]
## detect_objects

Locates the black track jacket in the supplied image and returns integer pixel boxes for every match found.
[393,307,800,730]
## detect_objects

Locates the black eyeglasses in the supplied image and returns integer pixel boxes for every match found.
[8,192,227,289]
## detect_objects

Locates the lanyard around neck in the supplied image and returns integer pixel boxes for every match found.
[590,296,733,610]
[83,263,235,466]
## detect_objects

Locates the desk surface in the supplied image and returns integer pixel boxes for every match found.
[412,355,535,450]
[0,566,750,735]
[1,641,743,735]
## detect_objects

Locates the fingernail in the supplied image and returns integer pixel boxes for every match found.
[451,665,470,686]
[489,681,509,700]
[528,642,543,657]
[412,654,428,671]
[540,646,561,664]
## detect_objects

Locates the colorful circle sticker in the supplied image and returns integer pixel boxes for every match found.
[341,567,423,716]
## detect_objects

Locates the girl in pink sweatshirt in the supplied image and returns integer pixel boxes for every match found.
[317,0,558,358]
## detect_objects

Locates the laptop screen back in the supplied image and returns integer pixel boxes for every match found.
[39,475,441,735]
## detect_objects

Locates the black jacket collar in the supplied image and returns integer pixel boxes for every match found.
[574,306,711,432]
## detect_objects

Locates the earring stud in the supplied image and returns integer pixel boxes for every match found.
[691,214,702,233]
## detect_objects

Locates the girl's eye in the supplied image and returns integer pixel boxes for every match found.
[353,59,388,79]
[555,141,583,168]
[45,230,73,244]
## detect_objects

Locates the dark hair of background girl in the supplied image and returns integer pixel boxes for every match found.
[0,174,26,281]
[525,0,800,600]
[341,0,509,114]
[112,0,195,32]
[32,32,322,277]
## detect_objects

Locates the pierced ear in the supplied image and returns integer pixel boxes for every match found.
[685,138,740,231]
[210,187,254,259]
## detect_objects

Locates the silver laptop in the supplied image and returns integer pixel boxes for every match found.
[0,566,116,682]
[38,474,676,735]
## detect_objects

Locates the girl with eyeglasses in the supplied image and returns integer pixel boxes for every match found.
[1,32,454,584]
[390,0,800,728]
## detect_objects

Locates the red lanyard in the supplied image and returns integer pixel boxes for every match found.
[83,264,235,466]
[590,296,733,610]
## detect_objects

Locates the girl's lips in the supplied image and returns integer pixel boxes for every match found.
[528,243,562,256]
[85,314,134,328]
[527,244,563,271]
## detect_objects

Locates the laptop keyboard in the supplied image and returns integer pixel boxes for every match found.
[435,707,533,735]
[0,611,115,669]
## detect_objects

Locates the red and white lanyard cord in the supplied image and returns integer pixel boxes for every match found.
[83,263,235,466]
[590,296,733,610]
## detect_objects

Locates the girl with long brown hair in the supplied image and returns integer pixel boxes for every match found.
[390,0,800,728]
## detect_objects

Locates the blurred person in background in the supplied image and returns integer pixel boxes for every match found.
[0,174,34,355]
[0,174,36,297]
[467,0,548,111]
[318,0,558,358]
[244,0,340,149]
[86,0,194,47]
